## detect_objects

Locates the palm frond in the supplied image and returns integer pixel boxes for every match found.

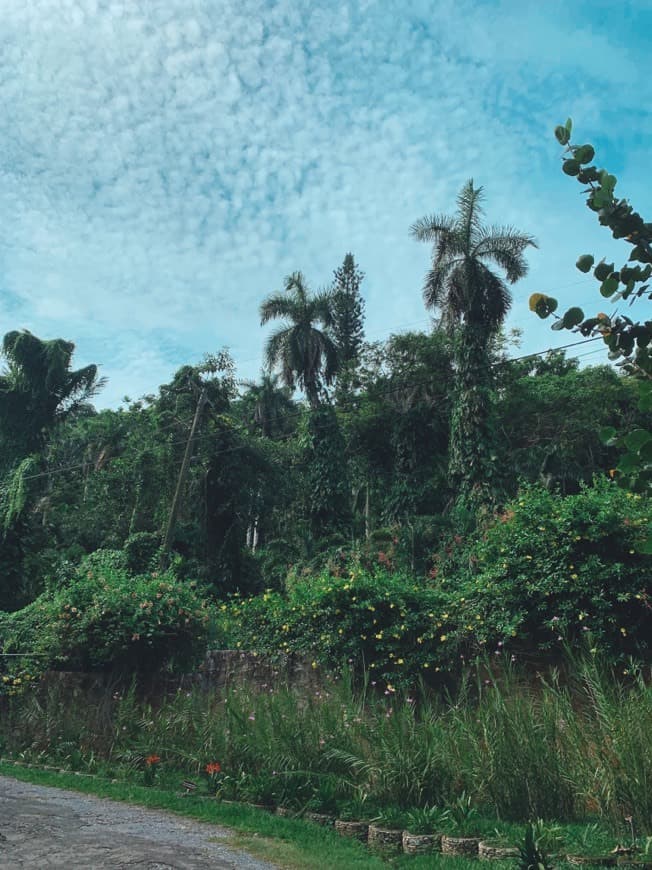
[410,213,455,242]
[319,332,340,384]
[284,271,309,302]
[456,179,485,248]
[310,290,336,329]
[472,226,538,282]
[423,258,456,311]
[260,293,297,326]
[264,327,294,384]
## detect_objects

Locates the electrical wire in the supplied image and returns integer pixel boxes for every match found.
[15,334,607,484]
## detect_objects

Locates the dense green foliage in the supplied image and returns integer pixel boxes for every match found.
[0,551,210,676]
[0,163,650,697]
[447,479,650,657]
[217,480,650,685]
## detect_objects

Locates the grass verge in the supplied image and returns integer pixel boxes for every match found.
[0,760,517,869]
[0,760,384,869]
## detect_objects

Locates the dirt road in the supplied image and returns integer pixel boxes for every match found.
[0,775,276,869]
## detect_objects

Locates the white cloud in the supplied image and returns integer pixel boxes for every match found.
[0,0,649,406]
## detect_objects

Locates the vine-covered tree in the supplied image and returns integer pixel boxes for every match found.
[411,180,536,501]
[260,272,338,408]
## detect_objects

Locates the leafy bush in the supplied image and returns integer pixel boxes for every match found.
[444,478,651,659]
[0,550,210,673]
[218,479,650,683]
[216,568,450,686]
[123,532,161,574]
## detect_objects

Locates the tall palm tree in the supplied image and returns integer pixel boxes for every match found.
[411,180,536,500]
[260,272,338,409]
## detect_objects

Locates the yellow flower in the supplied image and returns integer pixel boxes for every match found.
[440,634,447,642]
[397,658,404,665]
[620,627,627,636]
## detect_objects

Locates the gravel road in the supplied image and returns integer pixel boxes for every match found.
[0,774,277,869]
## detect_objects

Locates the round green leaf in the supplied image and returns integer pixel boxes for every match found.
[576,254,594,273]
[599,426,617,446]
[573,144,595,164]
[529,293,558,319]
[600,277,619,297]
[555,125,571,146]
[562,159,581,176]
[594,262,614,282]
[624,429,652,453]
[562,307,584,328]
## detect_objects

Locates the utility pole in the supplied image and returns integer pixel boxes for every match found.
[160,387,208,569]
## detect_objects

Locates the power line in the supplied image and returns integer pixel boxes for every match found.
[15,335,606,485]
[187,275,597,372]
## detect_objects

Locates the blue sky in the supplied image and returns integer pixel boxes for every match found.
[0,0,650,406]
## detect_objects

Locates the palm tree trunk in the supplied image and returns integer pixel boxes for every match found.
[306,378,320,409]
[448,323,496,503]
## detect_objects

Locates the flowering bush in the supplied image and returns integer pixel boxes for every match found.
[446,478,651,659]
[217,479,651,680]
[0,551,211,673]
[216,568,452,686]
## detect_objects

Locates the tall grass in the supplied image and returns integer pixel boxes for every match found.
[2,656,651,832]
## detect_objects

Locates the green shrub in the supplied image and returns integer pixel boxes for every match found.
[216,568,450,686]
[123,532,161,574]
[444,478,650,659]
[0,550,210,673]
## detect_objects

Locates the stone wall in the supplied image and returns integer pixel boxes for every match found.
[40,650,324,699]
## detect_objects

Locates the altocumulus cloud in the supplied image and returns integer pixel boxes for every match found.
[0,0,650,405]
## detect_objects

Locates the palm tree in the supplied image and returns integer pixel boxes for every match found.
[411,180,536,499]
[0,330,105,462]
[260,272,338,408]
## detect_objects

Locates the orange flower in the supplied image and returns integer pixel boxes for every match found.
[205,761,222,775]
[145,754,161,766]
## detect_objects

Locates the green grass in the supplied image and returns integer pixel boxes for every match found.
[0,760,386,869]
[1,760,637,869]
[0,759,517,868]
